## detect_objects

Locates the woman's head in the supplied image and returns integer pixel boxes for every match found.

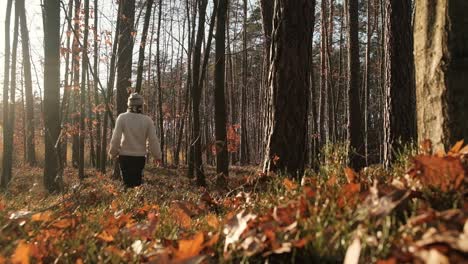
[128,93,144,113]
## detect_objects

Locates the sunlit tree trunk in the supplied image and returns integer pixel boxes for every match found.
[79,0,90,179]
[415,0,468,150]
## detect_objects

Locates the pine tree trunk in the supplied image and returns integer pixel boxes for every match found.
[43,0,62,192]
[414,0,468,149]
[383,0,416,167]
[347,0,365,170]
[263,0,315,179]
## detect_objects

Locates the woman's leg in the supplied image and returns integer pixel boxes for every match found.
[119,156,146,187]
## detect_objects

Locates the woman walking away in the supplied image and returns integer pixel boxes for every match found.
[109,93,162,187]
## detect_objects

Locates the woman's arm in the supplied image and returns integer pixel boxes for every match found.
[147,118,162,160]
[108,115,123,159]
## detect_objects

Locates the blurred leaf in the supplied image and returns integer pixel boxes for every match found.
[283,178,298,191]
[31,211,52,222]
[224,210,257,252]
[174,232,204,260]
[409,155,465,191]
[344,168,359,184]
[11,240,30,264]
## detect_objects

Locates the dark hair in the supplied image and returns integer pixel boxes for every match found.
[128,105,143,113]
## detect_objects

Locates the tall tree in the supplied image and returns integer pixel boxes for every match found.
[214,0,229,180]
[93,0,102,169]
[190,0,209,185]
[414,0,468,149]
[383,0,416,167]
[113,0,136,178]
[1,0,13,188]
[156,0,165,165]
[347,0,365,170]
[71,0,81,168]
[2,0,18,188]
[43,0,62,192]
[239,0,249,165]
[135,0,154,93]
[263,0,315,178]
[18,0,36,166]
[79,0,90,179]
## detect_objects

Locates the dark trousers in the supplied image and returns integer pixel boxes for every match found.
[119,155,146,187]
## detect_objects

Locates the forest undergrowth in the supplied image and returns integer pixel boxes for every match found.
[1,141,467,263]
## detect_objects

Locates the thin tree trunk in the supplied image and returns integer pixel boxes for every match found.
[18,0,36,166]
[1,0,13,188]
[71,0,81,169]
[240,0,249,165]
[214,0,229,181]
[79,0,90,179]
[156,0,165,165]
[93,0,102,169]
[135,0,155,93]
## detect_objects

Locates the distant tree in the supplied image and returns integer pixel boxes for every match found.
[262,0,315,179]
[71,0,81,169]
[1,0,16,188]
[18,0,36,166]
[214,0,229,181]
[383,0,416,167]
[347,0,365,171]
[135,0,154,93]
[79,0,90,179]
[43,0,62,192]
[414,0,468,149]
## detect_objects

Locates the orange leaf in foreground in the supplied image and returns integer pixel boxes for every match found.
[283,178,298,191]
[97,230,115,242]
[338,183,361,208]
[174,232,205,260]
[410,155,465,192]
[170,204,192,229]
[31,211,52,222]
[0,255,5,264]
[449,140,464,155]
[344,167,359,184]
[11,240,30,264]
[52,218,76,229]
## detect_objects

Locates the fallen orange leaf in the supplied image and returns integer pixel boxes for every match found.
[31,211,53,222]
[410,155,465,191]
[202,233,220,248]
[344,167,359,184]
[205,214,220,229]
[449,140,464,155]
[97,230,115,242]
[283,178,298,191]
[174,232,204,260]
[52,218,76,229]
[11,240,30,264]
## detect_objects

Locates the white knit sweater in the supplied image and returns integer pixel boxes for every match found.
[109,111,162,159]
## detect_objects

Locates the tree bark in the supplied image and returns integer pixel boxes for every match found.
[347,0,365,170]
[135,0,154,93]
[383,0,416,167]
[156,0,165,165]
[214,0,229,180]
[43,0,62,192]
[18,0,36,166]
[263,0,315,179]
[415,0,468,150]
[79,0,90,179]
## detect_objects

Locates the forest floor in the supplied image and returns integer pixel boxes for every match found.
[1,143,468,263]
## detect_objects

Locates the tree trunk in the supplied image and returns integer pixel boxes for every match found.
[135,0,154,93]
[383,0,416,167]
[263,0,315,179]
[414,0,468,150]
[214,0,229,181]
[43,0,62,192]
[347,0,365,170]
[18,0,36,166]
[79,0,90,179]
[1,0,13,189]
[71,0,81,169]
[114,0,135,179]
[191,0,209,186]
[93,0,102,169]
[156,0,165,165]
[239,0,249,165]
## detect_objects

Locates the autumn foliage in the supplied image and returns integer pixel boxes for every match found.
[0,140,467,263]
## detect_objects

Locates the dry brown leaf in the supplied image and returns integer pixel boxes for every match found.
[205,214,220,229]
[410,155,465,191]
[449,140,464,155]
[52,218,76,229]
[97,230,114,242]
[31,211,52,222]
[327,175,337,187]
[170,204,192,229]
[11,240,30,264]
[202,233,220,248]
[174,232,204,260]
[344,167,359,184]
[283,178,298,191]
[0,255,6,264]
[223,210,257,252]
